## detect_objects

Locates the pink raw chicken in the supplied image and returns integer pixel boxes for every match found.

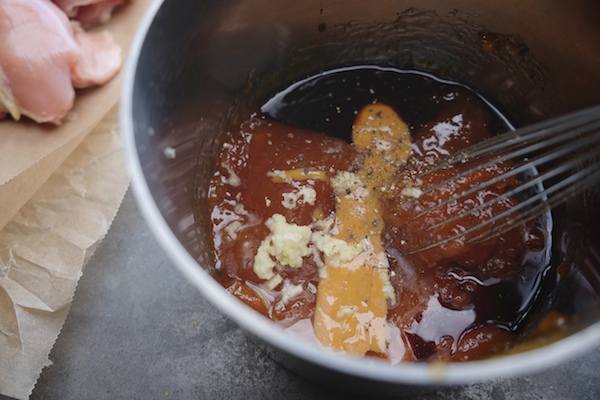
[53,0,132,27]
[0,0,122,125]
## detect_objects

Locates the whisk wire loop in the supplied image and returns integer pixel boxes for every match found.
[405,105,600,254]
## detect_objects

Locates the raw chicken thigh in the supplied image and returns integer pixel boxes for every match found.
[52,0,131,27]
[0,0,122,124]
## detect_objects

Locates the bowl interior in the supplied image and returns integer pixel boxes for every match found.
[122,0,600,390]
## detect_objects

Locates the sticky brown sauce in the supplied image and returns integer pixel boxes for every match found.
[207,66,555,362]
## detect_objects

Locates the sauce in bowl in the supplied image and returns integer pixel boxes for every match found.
[207,66,554,362]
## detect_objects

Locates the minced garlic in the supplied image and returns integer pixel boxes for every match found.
[282,186,317,210]
[253,214,312,280]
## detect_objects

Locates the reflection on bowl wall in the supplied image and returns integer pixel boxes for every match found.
[121,0,600,395]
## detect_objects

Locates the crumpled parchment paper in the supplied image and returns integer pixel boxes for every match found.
[0,106,130,399]
[0,0,154,397]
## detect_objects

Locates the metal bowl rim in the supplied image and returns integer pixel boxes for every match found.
[119,0,600,386]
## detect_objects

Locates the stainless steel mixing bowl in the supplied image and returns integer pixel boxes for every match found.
[121,0,600,395]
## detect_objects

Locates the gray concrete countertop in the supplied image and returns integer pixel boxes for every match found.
[4,190,599,399]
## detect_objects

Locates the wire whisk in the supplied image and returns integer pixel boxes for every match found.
[404,105,600,255]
